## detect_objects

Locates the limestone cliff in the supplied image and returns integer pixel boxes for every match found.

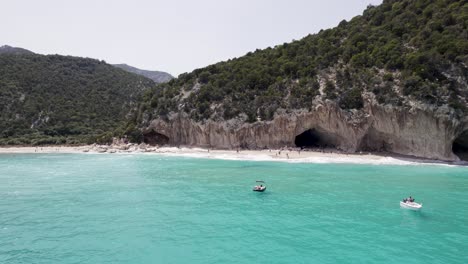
[143,99,468,161]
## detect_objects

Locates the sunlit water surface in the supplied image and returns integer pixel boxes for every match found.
[1,154,467,263]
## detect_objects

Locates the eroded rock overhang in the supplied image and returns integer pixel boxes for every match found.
[144,102,468,161]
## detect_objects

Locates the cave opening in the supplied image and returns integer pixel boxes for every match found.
[294,129,335,149]
[143,130,169,146]
[357,128,390,152]
[453,130,468,161]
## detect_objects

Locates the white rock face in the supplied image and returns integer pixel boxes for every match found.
[144,101,468,161]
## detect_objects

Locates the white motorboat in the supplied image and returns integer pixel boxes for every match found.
[253,180,266,192]
[253,185,266,192]
[400,201,422,210]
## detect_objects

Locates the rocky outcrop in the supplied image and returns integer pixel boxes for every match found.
[144,100,468,161]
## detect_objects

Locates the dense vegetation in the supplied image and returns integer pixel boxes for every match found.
[0,54,155,145]
[141,0,468,124]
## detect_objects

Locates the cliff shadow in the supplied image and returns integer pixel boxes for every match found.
[143,130,169,146]
[358,128,391,152]
[453,131,468,161]
[294,128,336,149]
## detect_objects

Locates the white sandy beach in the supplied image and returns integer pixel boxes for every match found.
[0,144,457,166]
[0,146,84,154]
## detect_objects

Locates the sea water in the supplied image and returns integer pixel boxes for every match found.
[0,153,467,264]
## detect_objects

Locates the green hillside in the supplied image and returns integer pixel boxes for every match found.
[0,53,155,145]
[141,0,467,124]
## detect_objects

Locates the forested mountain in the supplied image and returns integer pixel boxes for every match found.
[113,64,173,83]
[0,53,155,145]
[140,0,467,123]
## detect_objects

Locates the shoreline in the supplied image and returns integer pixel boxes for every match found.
[0,144,466,167]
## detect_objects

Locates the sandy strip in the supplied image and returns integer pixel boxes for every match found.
[0,145,384,159]
[0,146,85,154]
[0,145,461,166]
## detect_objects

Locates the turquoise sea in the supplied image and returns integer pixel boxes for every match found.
[0,153,467,263]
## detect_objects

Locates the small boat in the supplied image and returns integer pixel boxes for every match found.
[400,201,422,210]
[253,180,266,192]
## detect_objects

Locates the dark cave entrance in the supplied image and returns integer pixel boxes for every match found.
[453,131,468,161]
[294,129,335,149]
[357,128,389,152]
[143,130,169,146]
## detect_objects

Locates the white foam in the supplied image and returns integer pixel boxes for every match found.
[157,151,275,162]
[145,151,461,167]
[78,146,465,167]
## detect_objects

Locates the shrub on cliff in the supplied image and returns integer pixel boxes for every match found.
[141,0,467,122]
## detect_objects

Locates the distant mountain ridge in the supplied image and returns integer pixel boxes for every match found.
[0,45,34,55]
[0,45,173,83]
[113,64,173,84]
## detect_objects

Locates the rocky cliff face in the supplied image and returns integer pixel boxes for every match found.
[143,99,468,161]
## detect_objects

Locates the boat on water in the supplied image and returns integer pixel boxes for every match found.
[400,201,422,210]
[253,180,266,192]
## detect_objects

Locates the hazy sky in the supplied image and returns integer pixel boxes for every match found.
[2,0,382,76]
